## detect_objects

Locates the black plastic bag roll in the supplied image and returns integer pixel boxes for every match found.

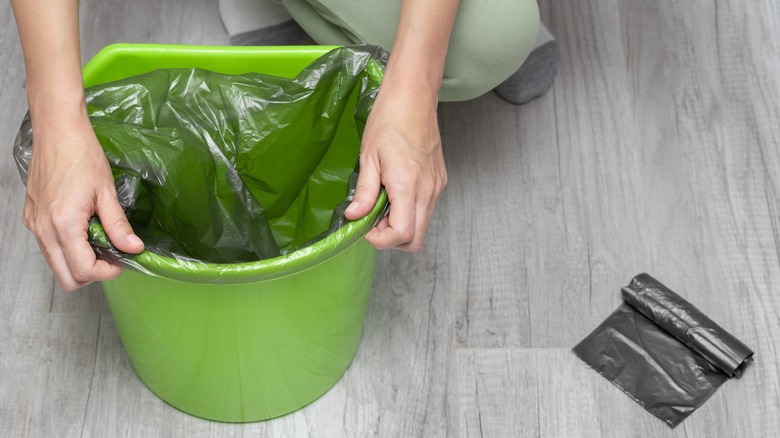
[573,273,754,428]
[621,274,754,377]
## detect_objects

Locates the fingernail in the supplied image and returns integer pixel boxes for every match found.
[127,234,143,247]
[345,202,359,215]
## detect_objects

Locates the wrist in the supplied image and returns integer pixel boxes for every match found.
[378,68,440,108]
[28,87,89,128]
[26,61,87,121]
[386,47,446,91]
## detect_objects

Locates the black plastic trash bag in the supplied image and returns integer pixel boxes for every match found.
[14,46,387,277]
[573,274,754,427]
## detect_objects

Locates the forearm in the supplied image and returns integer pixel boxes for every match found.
[383,0,460,103]
[11,0,86,125]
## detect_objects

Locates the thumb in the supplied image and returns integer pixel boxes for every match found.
[96,191,144,254]
[345,158,381,220]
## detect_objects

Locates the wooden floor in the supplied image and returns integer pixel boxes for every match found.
[1,0,778,436]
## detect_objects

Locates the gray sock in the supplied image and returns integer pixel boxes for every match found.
[495,23,559,105]
[230,19,316,46]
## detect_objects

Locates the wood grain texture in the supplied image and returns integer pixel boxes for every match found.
[25,314,101,438]
[445,0,649,350]
[79,0,229,62]
[620,0,780,435]
[441,95,536,349]
[457,349,683,438]
[49,283,111,315]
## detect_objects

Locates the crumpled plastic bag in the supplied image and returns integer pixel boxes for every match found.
[573,274,754,427]
[14,45,387,277]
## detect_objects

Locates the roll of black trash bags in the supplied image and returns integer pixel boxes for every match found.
[620,274,754,378]
[573,274,754,428]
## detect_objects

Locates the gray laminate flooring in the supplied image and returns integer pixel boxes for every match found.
[1,0,778,436]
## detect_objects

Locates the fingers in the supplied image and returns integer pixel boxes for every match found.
[365,167,445,253]
[96,190,144,254]
[26,202,123,292]
[345,156,381,220]
[34,233,88,292]
[58,224,123,289]
[397,196,436,253]
[365,183,419,250]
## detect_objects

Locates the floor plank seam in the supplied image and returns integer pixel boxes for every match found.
[47,273,54,313]
[443,213,462,437]
[473,364,485,438]
[534,378,541,438]
[79,314,102,438]
[21,315,50,438]
[455,347,572,353]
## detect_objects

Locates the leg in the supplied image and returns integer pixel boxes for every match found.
[281,0,541,102]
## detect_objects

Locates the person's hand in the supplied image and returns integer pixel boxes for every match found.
[22,115,144,291]
[344,88,447,252]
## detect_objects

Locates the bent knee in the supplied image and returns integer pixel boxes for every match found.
[439,0,540,102]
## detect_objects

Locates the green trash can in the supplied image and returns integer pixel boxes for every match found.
[81,44,389,422]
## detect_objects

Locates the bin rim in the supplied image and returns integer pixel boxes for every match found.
[89,191,387,284]
[83,43,388,284]
[81,43,345,88]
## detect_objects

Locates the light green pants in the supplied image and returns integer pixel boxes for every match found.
[280,0,540,101]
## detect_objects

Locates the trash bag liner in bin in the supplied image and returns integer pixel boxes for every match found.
[573,273,754,428]
[13,45,387,278]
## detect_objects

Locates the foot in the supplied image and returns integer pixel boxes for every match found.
[494,23,559,105]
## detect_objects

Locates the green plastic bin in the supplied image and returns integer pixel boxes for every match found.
[85,44,388,422]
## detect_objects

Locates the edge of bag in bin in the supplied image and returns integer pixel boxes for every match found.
[14,45,389,282]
